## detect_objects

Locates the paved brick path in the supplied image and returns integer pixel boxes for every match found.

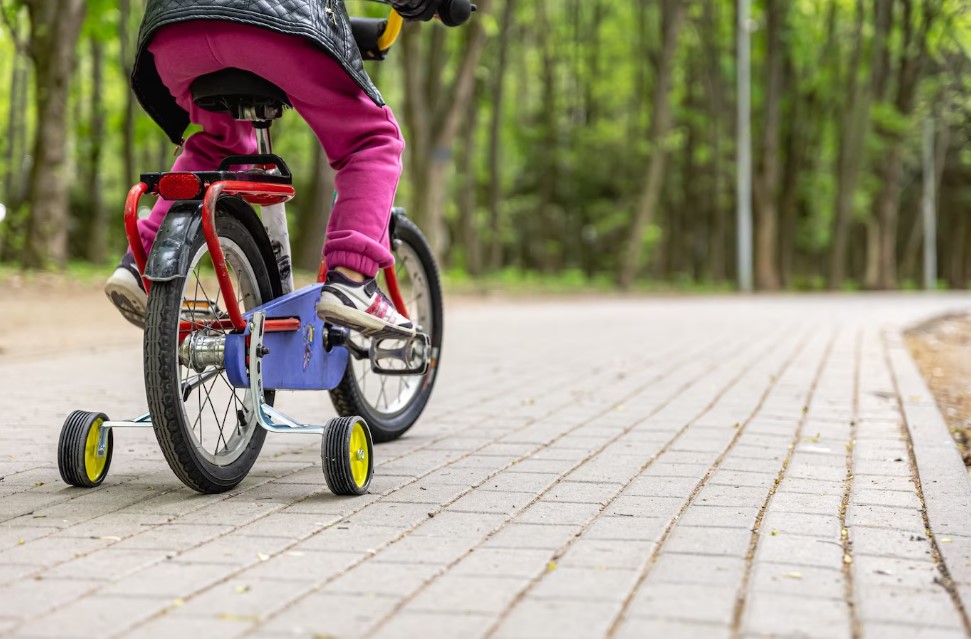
[2,294,971,638]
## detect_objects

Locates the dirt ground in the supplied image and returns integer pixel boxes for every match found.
[906,311,971,467]
[0,273,143,361]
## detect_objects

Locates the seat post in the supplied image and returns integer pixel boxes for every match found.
[253,121,273,155]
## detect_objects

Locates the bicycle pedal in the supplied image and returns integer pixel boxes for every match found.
[369,333,430,376]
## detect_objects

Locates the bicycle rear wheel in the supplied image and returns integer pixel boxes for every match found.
[144,208,278,493]
[328,216,443,442]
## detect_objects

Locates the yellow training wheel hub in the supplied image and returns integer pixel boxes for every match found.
[83,418,108,483]
[349,420,370,487]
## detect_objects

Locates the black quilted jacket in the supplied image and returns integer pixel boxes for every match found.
[132,0,437,145]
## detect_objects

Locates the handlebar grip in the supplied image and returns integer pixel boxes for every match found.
[437,0,475,27]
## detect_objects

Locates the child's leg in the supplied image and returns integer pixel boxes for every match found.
[200,22,404,278]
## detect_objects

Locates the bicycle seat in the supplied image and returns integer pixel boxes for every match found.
[190,68,291,121]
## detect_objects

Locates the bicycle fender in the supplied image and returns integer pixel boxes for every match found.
[144,202,203,282]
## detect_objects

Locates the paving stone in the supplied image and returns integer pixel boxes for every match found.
[516,501,603,527]
[582,516,666,542]
[451,548,553,578]
[407,574,530,614]
[371,610,494,639]
[852,528,936,562]
[663,525,751,557]
[493,598,622,639]
[852,555,943,590]
[612,618,730,639]
[626,582,737,625]
[741,592,850,639]
[855,585,964,628]
[676,505,760,529]
[448,489,535,515]
[530,566,639,601]
[761,511,842,538]
[755,533,844,568]
[846,503,926,533]
[483,523,579,550]
[649,553,744,586]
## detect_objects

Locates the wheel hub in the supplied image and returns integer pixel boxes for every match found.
[179,332,226,372]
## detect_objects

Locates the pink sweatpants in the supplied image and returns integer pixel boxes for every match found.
[139,21,404,277]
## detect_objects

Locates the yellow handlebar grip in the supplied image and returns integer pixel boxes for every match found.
[377,10,403,51]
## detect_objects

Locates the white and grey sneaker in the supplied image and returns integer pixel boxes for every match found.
[317,271,416,339]
[105,252,147,329]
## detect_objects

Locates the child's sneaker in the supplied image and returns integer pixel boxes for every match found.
[317,271,416,339]
[105,252,147,329]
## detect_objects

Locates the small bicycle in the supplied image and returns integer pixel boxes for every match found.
[57,1,474,496]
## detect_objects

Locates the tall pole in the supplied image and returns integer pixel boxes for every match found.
[737,0,753,292]
[922,117,937,290]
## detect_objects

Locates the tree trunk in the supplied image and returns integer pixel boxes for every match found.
[752,0,786,291]
[702,0,727,283]
[869,0,937,289]
[2,6,28,210]
[617,0,686,289]
[22,0,87,269]
[458,76,482,275]
[829,0,889,289]
[120,0,138,187]
[86,35,107,263]
[487,0,515,272]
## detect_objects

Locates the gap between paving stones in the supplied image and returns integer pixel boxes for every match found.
[727,330,837,637]
[363,323,802,637]
[839,328,863,639]
[113,320,750,637]
[479,328,811,639]
[881,330,971,635]
[240,321,789,638]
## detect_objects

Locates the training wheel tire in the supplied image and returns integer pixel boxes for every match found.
[58,411,113,488]
[321,416,373,496]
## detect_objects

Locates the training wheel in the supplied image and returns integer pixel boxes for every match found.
[58,410,113,488]
[321,416,373,496]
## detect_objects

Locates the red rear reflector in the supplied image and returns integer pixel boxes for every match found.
[158,173,203,200]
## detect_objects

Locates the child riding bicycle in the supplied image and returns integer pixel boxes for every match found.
[105,0,459,339]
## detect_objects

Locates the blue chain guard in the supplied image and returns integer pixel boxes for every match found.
[224,284,348,390]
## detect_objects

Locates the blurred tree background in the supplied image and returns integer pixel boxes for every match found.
[1,0,970,290]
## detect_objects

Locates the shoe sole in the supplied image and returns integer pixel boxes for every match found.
[105,278,147,330]
[317,300,416,340]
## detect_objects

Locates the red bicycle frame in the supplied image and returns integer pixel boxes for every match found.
[124,178,411,337]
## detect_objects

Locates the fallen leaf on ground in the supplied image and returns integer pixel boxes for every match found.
[235,585,251,594]
[256,553,270,561]
[217,613,260,623]
[784,572,803,579]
